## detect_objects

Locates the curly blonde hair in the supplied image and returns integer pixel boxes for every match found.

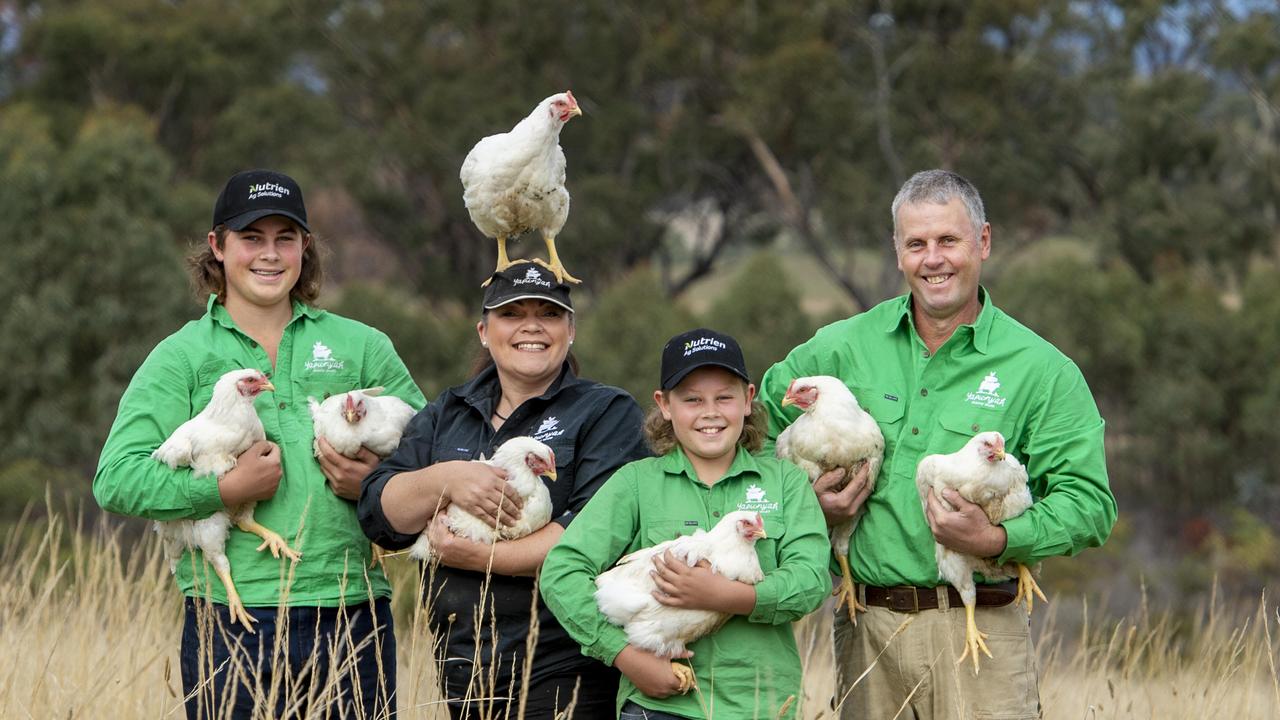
[643,390,768,457]
[187,223,323,304]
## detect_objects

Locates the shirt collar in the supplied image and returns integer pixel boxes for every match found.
[883,286,995,355]
[453,361,578,414]
[659,444,762,486]
[205,294,322,330]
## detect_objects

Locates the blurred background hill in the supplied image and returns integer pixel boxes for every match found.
[0,0,1277,612]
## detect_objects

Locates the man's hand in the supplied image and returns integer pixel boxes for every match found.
[925,488,1007,557]
[613,645,693,698]
[813,463,873,528]
[315,438,379,501]
[443,461,523,528]
[218,441,282,506]
[650,550,756,616]
[425,514,494,571]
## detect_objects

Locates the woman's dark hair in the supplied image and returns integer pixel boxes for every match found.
[643,390,767,457]
[467,309,580,378]
[187,223,323,304]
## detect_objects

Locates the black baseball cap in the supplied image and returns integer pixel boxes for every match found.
[660,328,750,390]
[481,261,574,312]
[212,169,309,232]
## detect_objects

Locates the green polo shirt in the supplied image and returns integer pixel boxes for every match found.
[760,288,1115,588]
[541,445,830,719]
[94,295,426,606]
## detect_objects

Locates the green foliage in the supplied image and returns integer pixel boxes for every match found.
[0,104,190,471]
[705,252,818,384]
[575,267,695,405]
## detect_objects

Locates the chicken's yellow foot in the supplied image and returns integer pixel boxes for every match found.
[481,236,524,287]
[833,554,866,625]
[671,660,697,694]
[213,564,257,632]
[237,518,301,562]
[537,233,581,284]
[956,601,992,674]
[1013,563,1048,615]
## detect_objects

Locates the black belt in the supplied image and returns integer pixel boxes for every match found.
[861,581,1017,613]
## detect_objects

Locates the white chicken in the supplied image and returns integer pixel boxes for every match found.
[309,386,417,566]
[308,386,415,458]
[914,431,1047,672]
[408,436,557,561]
[460,90,583,285]
[594,510,768,693]
[775,376,884,622]
[152,368,301,630]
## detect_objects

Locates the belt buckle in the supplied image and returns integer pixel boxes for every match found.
[886,586,921,613]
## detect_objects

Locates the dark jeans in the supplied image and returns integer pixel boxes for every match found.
[618,701,693,720]
[180,597,396,720]
[445,665,619,720]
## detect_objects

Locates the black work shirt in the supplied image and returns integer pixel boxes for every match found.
[357,362,649,703]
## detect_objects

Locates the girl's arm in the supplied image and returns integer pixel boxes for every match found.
[94,344,225,521]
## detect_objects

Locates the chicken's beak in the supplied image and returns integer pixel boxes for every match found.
[780,395,795,408]
[344,409,359,424]
[752,527,767,540]
[570,104,583,118]
[261,380,276,393]
[994,450,1006,461]
[542,468,558,482]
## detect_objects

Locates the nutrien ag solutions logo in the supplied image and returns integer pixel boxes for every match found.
[305,341,345,373]
[683,337,726,357]
[737,483,779,514]
[248,182,290,200]
[966,371,1006,409]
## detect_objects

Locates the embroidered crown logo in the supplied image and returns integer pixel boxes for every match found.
[312,342,333,360]
[536,417,559,435]
[745,484,766,502]
[305,341,344,373]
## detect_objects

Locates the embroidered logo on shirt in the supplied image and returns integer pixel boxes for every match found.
[966,371,1007,409]
[737,484,780,514]
[533,416,565,442]
[305,341,345,373]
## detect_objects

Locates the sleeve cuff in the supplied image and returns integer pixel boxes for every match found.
[997,515,1034,565]
[586,627,630,666]
[553,510,575,529]
[185,471,225,517]
[747,577,779,625]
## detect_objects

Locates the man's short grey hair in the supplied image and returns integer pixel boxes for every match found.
[891,170,986,242]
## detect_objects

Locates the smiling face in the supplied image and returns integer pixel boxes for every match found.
[477,299,574,390]
[210,215,308,314]
[895,197,990,326]
[655,366,756,482]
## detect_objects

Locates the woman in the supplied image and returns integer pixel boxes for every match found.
[359,261,649,719]
[94,169,425,719]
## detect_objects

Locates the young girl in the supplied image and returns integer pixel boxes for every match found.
[541,328,831,719]
[94,169,425,719]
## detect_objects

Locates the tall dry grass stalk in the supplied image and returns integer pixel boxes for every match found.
[2,509,1276,719]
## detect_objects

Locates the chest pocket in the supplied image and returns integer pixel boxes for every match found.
[936,407,1015,453]
[299,373,362,405]
[193,359,239,413]
[860,389,906,459]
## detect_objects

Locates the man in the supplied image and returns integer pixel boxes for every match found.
[760,169,1116,718]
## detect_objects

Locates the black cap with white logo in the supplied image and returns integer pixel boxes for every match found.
[212,169,309,232]
[660,328,750,390]
[481,261,574,313]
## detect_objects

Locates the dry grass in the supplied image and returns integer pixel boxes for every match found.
[2,512,1276,719]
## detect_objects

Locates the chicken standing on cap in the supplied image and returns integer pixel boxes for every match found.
[461,91,584,285]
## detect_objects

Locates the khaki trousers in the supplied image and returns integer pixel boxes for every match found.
[832,586,1042,720]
